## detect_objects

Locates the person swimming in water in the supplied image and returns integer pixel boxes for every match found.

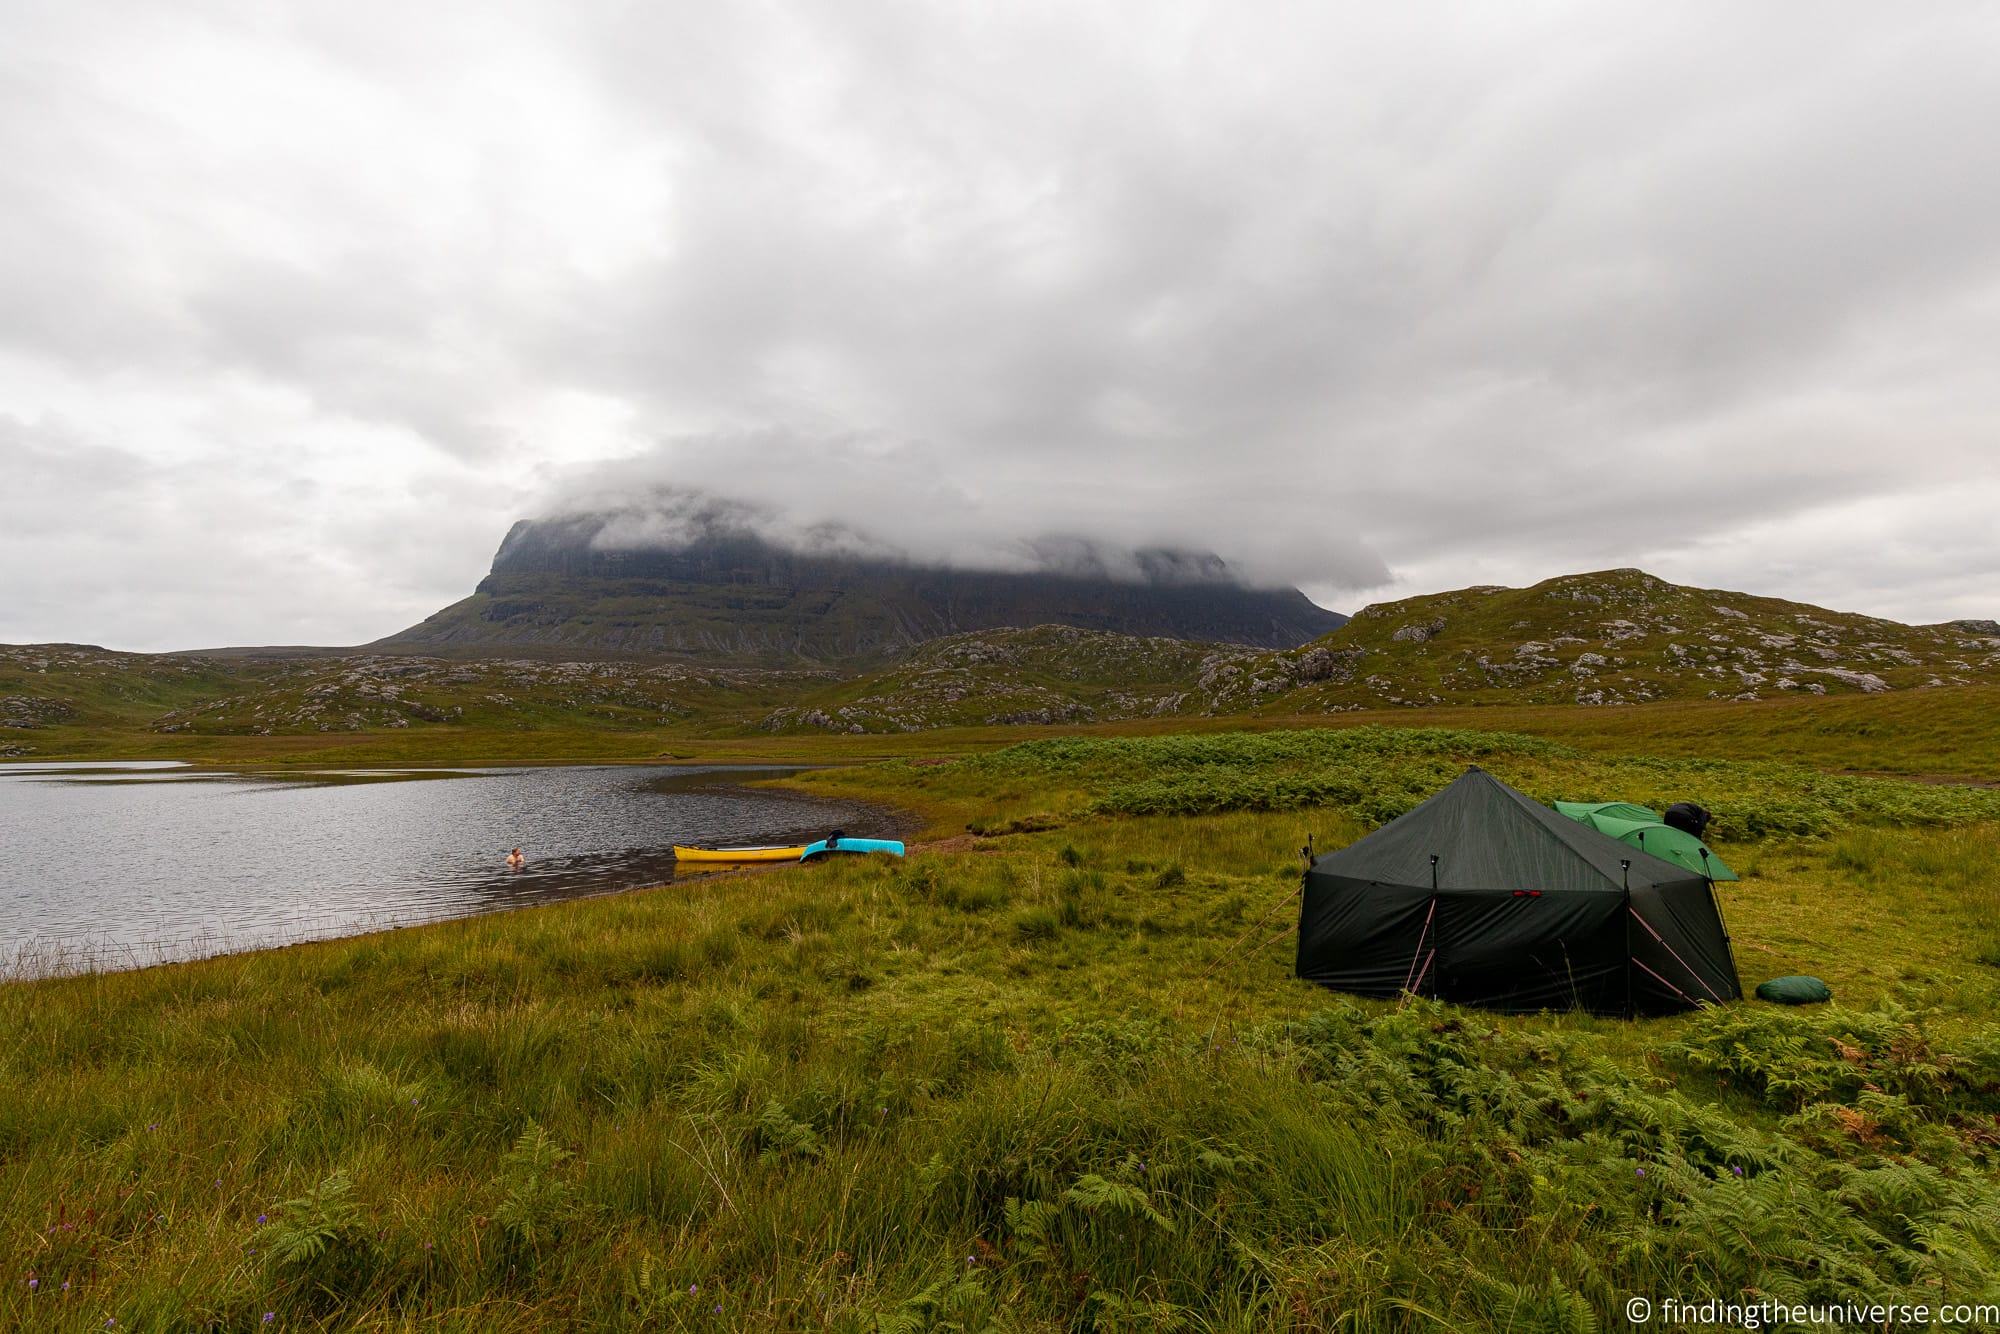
[506,848,525,870]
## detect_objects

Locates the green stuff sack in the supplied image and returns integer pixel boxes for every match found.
[1755,975,1833,1005]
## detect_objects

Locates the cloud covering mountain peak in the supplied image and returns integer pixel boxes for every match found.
[2,2,1998,649]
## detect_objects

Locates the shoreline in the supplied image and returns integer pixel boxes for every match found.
[1,762,921,983]
[1,828,957,985]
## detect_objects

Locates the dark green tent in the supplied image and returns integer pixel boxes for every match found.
[1553,801,1737,881]
[1297,767,1741,1016]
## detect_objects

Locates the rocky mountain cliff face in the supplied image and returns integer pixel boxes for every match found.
[373,516,1346,660]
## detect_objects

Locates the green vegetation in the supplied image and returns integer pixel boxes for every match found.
[14,631,2000,794]
[762,626,1248,734]
[690,569,2000,733]
[797,725,2000,843]
[1387,685,2000,780]
[1254,567,2000,712]
[6,725,2000,1329]
[0,644,817,763]
[0,645,253,748]
[10,571,1999,770]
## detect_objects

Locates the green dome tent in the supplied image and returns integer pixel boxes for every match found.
[1297,768,1741,1016]
[1553,802,1737,881]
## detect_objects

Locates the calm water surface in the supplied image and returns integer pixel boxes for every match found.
[0,762,886,971]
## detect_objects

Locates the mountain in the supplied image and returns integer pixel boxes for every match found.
[12,570,1992,752]
[373,514,1346,660]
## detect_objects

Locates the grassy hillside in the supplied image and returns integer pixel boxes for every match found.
[143,655,817,737]
[758,626,1260,733]
[0,645,822,760]
[5,727,1999,1328]
[1252,568,2000,711]
[0,645,251,756]
[9,571,1996,762]
[9,567,2000,787]
[10,651,2000,791]
[670,569,2000,736]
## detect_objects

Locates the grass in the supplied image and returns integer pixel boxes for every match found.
[15,676,2000,788]
[789,724,2000,845]
[1254,566,2000,711]
[5,724,2000,1328]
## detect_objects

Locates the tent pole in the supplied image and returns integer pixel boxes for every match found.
[1700,847,1741,997]
[1402,900,1437,995]
[1407,854,1439,1000]
[1629,903,1726,1004]
[1622,859,1633,1020]
[1632,957,1696,1009]
[1429,853,1439,1000]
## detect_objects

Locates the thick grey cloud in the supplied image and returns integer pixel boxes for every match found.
[2,0,1997,650]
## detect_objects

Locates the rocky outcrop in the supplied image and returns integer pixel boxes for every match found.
[1391,617,1446,643]
[0,695,76,728]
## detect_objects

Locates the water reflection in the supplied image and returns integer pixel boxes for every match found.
[0,762,889,972]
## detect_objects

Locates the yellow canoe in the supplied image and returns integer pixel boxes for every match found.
[673,844,805,865]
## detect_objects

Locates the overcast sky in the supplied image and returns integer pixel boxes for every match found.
[4,1,1998,650]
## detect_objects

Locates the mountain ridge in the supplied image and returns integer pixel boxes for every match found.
[1258,567,2000,712]
[373,515,1346,660]
[5,569,1994,752]
[755,569,2000,732]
